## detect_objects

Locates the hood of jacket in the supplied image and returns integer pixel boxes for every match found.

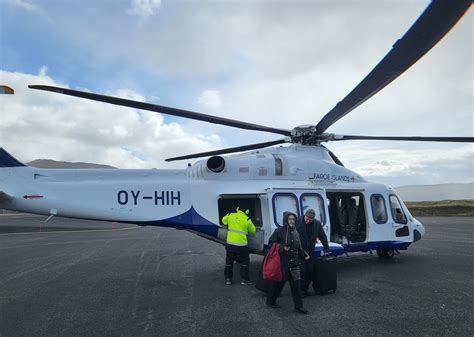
[282,211,297,227]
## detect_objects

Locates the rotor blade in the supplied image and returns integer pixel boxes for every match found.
[315,0,472,134]
[28,85,291,137]
[165,138,289,162]
[331,135,474,143]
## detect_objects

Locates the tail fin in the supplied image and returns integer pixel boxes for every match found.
[0,148,26,167]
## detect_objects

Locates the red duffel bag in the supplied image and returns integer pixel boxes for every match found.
[262,243,283,282]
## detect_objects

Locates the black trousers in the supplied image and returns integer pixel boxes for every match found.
[266,271,303,309]
[300,258,313,292]
[224,245,250,281]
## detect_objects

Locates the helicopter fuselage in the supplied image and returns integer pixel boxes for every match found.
[0,145,425,256]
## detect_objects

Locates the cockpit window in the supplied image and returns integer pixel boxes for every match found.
[371,194,387,224]
[389,195,407,224]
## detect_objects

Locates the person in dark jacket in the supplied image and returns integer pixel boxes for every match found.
[296,208,330,297]
[266,211,310,314]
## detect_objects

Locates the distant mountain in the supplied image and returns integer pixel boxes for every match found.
[395,183,474,201]
[27,159,116,169]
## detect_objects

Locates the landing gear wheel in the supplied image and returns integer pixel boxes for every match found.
[384,249,395,258]
[377,249,395,259]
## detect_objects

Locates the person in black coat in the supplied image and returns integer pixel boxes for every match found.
[296,208,330,296]
[266,211,310,314]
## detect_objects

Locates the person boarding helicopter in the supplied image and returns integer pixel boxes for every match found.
[221,208,256,285]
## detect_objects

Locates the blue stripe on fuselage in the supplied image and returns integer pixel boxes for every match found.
[140,206,219,237]
[342,241,411,253]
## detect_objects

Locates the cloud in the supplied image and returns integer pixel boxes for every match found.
[0,69,222,168]
[198,90,222,109]
[1,2,472,186]
[13,2,418,79]
[4,0,39,12]
[38,65,48,77]
[127,0,161,17]
[332,144,474,186]
[355,159,424,178]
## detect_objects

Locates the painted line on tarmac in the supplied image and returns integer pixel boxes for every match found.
[0,226,139,236]
[0,213,40,218]
[0,236,146,250]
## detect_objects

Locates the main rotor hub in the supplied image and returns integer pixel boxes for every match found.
[290,125,335,145]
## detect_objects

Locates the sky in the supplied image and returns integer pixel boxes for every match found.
[0,0,472,187]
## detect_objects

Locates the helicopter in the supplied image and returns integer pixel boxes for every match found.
[0,0,472,259]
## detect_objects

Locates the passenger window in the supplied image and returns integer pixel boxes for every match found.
[371,194,387,224]
[272,193,298,227]
[300,194,325,224]
[389,195,407,224]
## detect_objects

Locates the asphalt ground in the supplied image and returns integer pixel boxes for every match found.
[0,214,472,337]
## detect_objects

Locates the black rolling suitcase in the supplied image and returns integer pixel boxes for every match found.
[255,260,271,293]
[312,257,337,294]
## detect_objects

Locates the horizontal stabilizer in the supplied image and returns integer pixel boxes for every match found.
[0,148,26,167]
[0,191,13,203]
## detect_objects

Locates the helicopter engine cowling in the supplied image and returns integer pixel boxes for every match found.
[186,145,367,183]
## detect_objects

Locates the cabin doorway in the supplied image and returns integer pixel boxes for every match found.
[217,195,262,228]
[326,191,367,243]
[217,194,264,253]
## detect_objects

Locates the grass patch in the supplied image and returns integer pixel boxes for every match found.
[405,200,474,217]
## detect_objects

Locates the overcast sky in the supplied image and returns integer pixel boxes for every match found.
[0,0,472,187]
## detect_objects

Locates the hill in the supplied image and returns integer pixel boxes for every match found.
[27,159,116,169]
[405,200,474,217]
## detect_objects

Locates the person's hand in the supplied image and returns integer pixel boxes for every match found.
[323,252,330,256]
[283,245,290,251]
[304,255,310,261]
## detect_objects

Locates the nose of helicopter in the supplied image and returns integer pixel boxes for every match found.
[413,218,425,242]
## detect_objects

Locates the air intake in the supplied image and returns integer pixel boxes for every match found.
[207,156,225,173]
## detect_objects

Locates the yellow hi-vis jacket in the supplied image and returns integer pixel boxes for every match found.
[222,209,256,246]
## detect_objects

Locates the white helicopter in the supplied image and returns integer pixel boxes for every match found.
[0,0,472,259]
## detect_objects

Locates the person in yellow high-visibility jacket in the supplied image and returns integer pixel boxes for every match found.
[222,207,256,285]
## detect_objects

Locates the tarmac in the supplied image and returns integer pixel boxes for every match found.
[0,214,472,337]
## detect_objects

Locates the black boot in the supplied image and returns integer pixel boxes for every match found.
[266,302,281,309]
[295,307,308,314]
